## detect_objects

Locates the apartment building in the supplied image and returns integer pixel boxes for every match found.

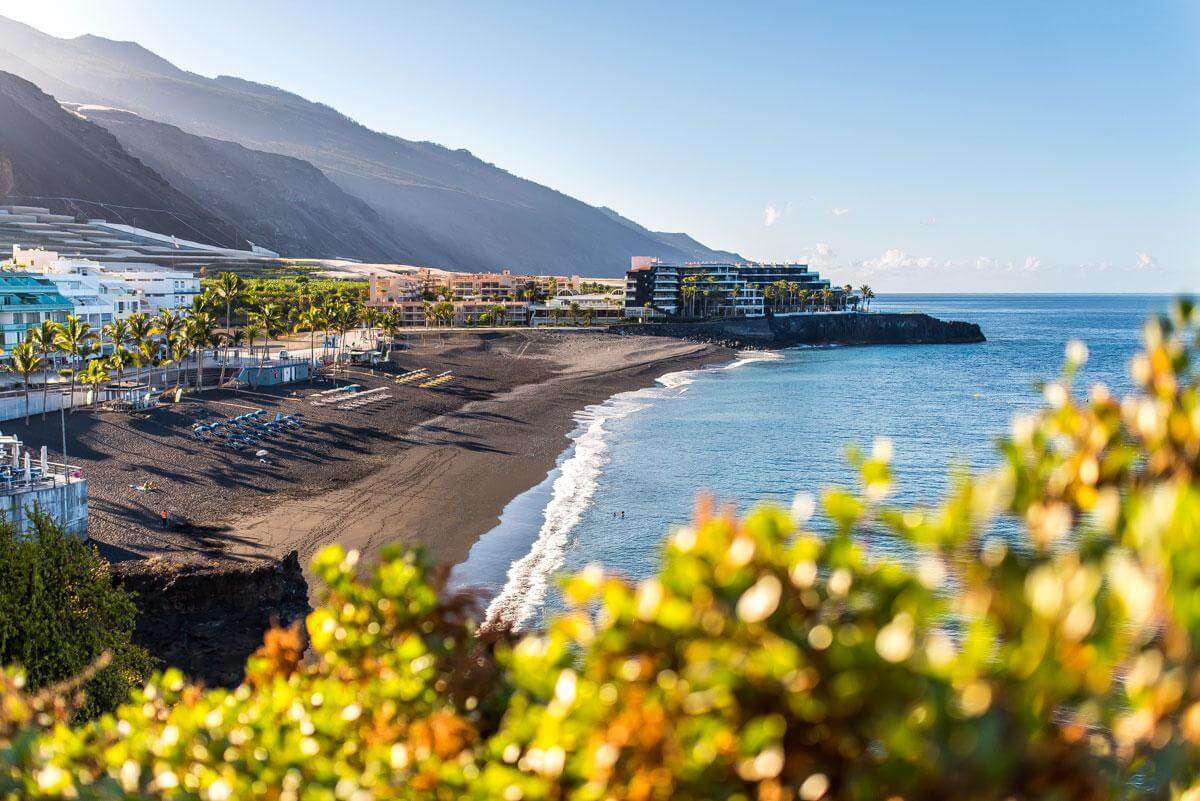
[9,247,143,327]
[97,263,201,312]
[624,258,835,319]
[0,273,72,350]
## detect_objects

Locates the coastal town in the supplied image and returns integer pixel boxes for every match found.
[0,204,898,561]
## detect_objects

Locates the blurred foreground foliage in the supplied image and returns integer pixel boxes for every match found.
[1,300,1198,799]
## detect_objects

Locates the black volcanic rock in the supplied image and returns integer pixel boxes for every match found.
[77,106,412,261]
[0,70,237,247]
[111,552,310,688]
[0,15,742,274]
[612,313,987,348]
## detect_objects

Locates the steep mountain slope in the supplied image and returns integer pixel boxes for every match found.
[0,15,742,275]
[76,106,415,261]
[0,71,235,247]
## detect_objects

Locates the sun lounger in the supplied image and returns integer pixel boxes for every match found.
[394,369,429,385]
[418,371,453,388]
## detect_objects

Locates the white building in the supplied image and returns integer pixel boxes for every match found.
[8,247,142,327]
[79,263,200,313]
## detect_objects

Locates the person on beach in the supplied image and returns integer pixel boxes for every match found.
[160,510,168,530]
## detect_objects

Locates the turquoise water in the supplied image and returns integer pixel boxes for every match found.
[455,295,1170,629]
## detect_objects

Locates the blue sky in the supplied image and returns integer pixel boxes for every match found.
[2,0,1197,291]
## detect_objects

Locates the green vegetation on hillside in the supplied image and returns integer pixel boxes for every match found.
[0,300,1196,799]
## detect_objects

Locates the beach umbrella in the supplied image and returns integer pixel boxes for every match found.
[255,449,269,457]
[23,453,30,482]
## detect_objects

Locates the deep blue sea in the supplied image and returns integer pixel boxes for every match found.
[454,295,1170,630]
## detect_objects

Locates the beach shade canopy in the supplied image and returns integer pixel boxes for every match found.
[255,449,269,457]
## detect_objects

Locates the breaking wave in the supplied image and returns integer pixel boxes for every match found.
[480,351,781,632]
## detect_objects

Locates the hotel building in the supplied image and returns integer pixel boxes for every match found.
[367,270,597,326]
[624,258,836,319]
[0,273,73,350]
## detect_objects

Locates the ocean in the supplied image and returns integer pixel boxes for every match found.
[453,294,1171,630]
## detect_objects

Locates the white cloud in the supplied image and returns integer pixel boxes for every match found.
[920,216,938,226]
[830,207,851,217]
[763,204,783,227]
[849,248,936,277]
[1022,256,1042,272]
[1134,252,1160,271]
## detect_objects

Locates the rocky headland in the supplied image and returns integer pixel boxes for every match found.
[611,312,986,349]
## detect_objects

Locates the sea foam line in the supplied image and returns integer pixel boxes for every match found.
[480,350,780,632]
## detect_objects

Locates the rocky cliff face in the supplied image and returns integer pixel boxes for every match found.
[76,106,413,261]
[612,312,986,349]
[111,552,309,688]
[0,70,236,247]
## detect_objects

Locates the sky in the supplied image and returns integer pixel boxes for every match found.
[1,1,1197,292]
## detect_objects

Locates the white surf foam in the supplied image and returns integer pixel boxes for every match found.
[480,350,780,632]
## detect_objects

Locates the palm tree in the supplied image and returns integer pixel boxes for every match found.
[360,306,382,348]
[489,303,508,327]
[241,322,262,365]
[294,307,324,365]
[250,303,286,365]
[125,313,157,389]
[774,280,789,311]
[380,308,402,341]
[136,340,159,389]
[5,342,39,424]
[859,284,875,311]
[78,359,110,408]
[101,318,131,359]
[155,308,184,346]
[568,301,582,323]
[168,336,191,389]
[54,316,98,413]
[106,348,129,386]
[210,272,246,331]
[185,312,216,390]
[27,320,61,420]
[681,282,697,318]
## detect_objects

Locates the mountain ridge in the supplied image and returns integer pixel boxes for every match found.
[0,14,743,275]
[0,70,236,248]
[74,105,417,261]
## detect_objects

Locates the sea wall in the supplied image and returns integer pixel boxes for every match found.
[111,552,310,687]
[0,479,88,536]
[611,312,985,349]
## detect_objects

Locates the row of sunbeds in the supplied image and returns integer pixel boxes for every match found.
[310,385,364,406]
[395,369,456,388]
[334,387,394,411]
[420,371,455,388]
[192,409,305,450]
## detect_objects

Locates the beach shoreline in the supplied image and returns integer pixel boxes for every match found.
[220,334,732,573]
[14,330,732,578]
